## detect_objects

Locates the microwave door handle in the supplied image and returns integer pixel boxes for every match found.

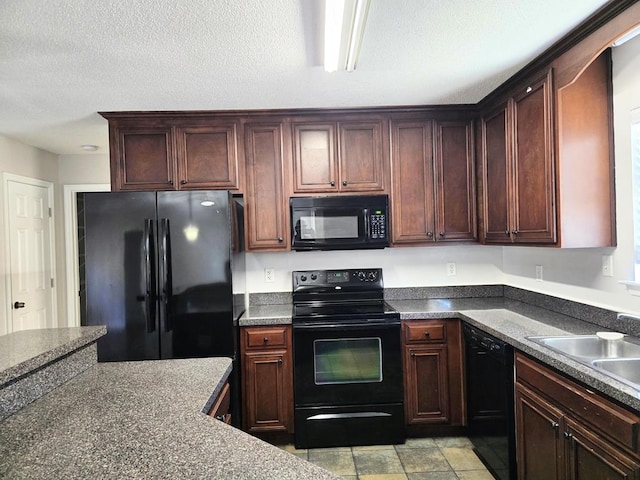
[363,208,370,238]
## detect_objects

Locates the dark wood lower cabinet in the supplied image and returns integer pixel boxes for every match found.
[207,381,232,425]
[240,326,293,434]
[402,319,464,434]
[515,353,640,480]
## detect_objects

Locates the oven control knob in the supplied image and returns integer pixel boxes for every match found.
[311,274,317,281]
[300,275,307,282]
[357,271,366,280]
[368,271,377,280]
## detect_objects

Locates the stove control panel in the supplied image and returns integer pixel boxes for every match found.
[293,268,383,289]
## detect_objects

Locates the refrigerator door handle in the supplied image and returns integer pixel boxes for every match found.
[160,218,173,333]
[143,219,157,333]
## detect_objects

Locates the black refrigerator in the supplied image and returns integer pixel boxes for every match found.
[79,190,245,363]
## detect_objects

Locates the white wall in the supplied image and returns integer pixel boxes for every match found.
[502,34,640,315]
[58,154,110,184]
[246,245,504,293]
[0,135,60,335]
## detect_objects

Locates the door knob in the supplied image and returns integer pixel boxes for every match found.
[14,301,25,309]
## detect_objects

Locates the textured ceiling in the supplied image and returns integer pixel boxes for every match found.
[0,0,610,155]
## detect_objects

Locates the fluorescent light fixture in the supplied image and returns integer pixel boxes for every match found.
[612,24,640,47]
[324,0,371,72]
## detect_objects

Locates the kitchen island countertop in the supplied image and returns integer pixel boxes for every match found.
[0,356,339,479]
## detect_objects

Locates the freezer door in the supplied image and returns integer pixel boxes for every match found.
[157,191,234,359]
[82,191,160,361]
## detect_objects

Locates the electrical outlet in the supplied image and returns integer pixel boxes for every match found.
[535,265,543,282]
[447,262,456,276]
[265,268,275,283]
[602,255,614,277]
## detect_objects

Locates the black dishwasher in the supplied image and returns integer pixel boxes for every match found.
[463,323,516,480]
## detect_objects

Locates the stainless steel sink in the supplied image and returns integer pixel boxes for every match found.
[591,358,640,386]
[528,335,640,361]
[527,334,640,392]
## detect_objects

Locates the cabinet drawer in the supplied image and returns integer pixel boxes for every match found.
[244,327,288,349]
[404,322,446,343]
[208,381,231,424]
[516,353,640,453]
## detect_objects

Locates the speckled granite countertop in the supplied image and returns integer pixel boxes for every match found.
[242,296,640,412]
[0,326,106,386]
[0,357,339,480]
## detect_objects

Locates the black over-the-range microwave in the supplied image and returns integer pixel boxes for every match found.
[290,195,389,251]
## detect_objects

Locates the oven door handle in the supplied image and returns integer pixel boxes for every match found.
[307,412,392,420]
[293,321,400,331]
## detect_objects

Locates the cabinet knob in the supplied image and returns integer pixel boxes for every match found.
[263,337,269,343]
[511,230,519,235]
[277,237,284,243]
[439,232,445,237]
[342,180,348,186]
[13,301,25,309]
[278,358,283,364]
[526,86,533,93]
[330,181,335,187]
[505,230,510,236]
[168,180,174,186]
[411,352,416,357]
[427,232,434,238]
[550,421,559,430]
[180,179,187,185]
[424,332,430,337]
[563,431,572,439]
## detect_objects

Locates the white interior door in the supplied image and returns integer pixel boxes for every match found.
[6,178,55,332]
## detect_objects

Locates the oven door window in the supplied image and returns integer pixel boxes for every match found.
[313,337,382,384]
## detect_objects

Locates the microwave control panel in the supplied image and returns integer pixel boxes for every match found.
[369,211,386,239]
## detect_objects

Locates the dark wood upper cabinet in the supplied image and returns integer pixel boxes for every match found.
[176,123,241,190]
[292,118,386,193]
[511,71,556,243]
[104,116,243,193]
[391,120,435,243]
[110,125,176,191]
[292,123,337,192]
[244,121,288,251]
[481,104,511,243]
[435,120,476,241]
[391,116,476,244]
[480,68,556,244]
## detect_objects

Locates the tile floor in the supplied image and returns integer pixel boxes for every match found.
[278,437,494,480]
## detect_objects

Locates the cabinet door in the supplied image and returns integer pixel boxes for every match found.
[244,122,288,251]
[480,103,511,243]
[515,382,564,480]
[511,69,556,243]
[390,120,435,243]
[404,344,450,424]
[565,417,640,480]
[111,126,176,191]
[338,120,385,191]
[242,350,292,433]
[292,123,337,192]
[176,124,241,191]
[434,120,476,241]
